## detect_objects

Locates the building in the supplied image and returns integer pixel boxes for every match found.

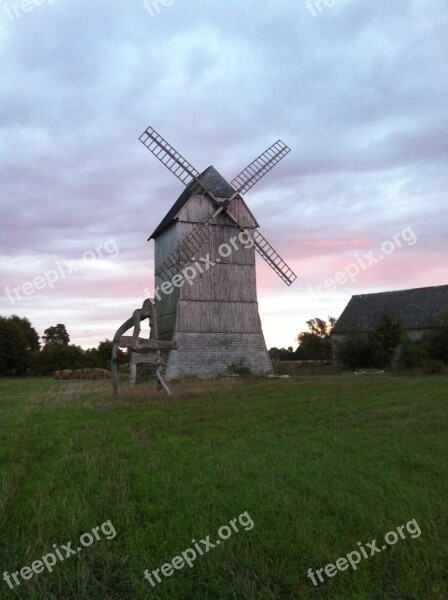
[149,166,273,379]
[332,284,448,363]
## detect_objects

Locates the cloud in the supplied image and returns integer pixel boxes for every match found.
[0,0,447,348]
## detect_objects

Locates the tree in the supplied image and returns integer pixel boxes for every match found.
[336,311,405,369]
[369,310,405,367]
[334,331,381,369]
[42,324,70,346]
[36,344,86,375]
[268,347,295,361]
[302,318,335,339]
[97,339,126,369]
[0,315,40,376]
[296,317,336,360]
[9,316,40,352]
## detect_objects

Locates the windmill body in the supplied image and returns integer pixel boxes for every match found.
[150,166,273,378]
[140,125,296,380]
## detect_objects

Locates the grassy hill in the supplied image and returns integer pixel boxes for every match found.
[0,374,447,599]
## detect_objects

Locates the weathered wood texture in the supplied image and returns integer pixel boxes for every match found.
[130,353,163,365]
[178,222,256,264]
[177,195,258,228]
[154,226,180,336]
[176,301,262,333]
[153,194,272,377]
[118,336,177,352]
[180,267,257,302]
[111,298,174,394]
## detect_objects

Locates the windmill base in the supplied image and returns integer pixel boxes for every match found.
[163,332,273,379]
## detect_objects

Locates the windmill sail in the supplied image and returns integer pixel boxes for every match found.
[139,126,210,197]
[230,140,290,196]
[141,126,296,285]
[252,229,296,286]
[155,220,218,280]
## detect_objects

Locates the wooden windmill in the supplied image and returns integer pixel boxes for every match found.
[139,125,296,378]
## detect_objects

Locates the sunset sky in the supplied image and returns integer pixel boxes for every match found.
[1,0,447,350]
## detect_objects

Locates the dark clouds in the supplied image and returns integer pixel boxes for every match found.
[0,0,447,348]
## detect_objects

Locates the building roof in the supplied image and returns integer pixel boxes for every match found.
[148,166,242,240]
[332,285,448,334]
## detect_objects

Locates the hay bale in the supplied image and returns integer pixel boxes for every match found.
[90,368,106,380]
[101,369,111,379]
[59,369,73,380]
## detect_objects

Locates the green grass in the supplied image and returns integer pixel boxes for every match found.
[0,374,447,599]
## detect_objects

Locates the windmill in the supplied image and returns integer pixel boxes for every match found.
[140,125,296,378]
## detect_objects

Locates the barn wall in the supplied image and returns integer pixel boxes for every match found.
[405,328,432,340]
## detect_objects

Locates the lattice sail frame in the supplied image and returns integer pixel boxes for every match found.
[140,126,296,285]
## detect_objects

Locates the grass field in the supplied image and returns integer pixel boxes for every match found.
[0,373,447,599]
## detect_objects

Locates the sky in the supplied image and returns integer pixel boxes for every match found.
[0,0,447,350]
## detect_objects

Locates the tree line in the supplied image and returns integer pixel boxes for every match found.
[269,317,336,361]
[3,312,446,377]
[269,312,448,372]
[335,311,448,372]
[0,317,125,377]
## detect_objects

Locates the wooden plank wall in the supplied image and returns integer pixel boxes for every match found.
[153,194,265,343]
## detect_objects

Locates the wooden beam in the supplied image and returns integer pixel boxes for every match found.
[118,336,177,352]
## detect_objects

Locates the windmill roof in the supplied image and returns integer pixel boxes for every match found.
[148,166,241,240]
[332,284,448,334]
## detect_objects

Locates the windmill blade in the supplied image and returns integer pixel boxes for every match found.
[155,219,218,280]
[157,208,297,287]
[155,185,298,286]
[139,125,211,196]
[155,140,293,280]
[231,216,295,285]
[143,127,295,285]
[252,229,297,286]
[230,140,290,196]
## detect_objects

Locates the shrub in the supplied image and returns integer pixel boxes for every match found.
[369,310,406,367]
[400,337,430,369]
[334,333,382,369]
[335,311,406,370]
[34,344,87,376]
[228,358,251,375]
[422,359,446,375]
